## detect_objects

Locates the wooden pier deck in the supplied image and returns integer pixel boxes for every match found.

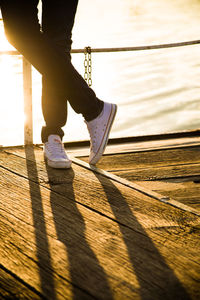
[0,131,200,299]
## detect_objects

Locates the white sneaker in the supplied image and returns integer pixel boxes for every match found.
[85,102,117,165]
[44,135,72,169]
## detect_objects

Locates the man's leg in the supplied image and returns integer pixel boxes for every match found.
[1,0,103,126]
[1,0,117,166]
[41,0,79,142]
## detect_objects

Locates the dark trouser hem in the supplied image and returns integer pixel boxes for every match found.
[84,99,104,122]
[41,126,64,143]
[41,98,104,143]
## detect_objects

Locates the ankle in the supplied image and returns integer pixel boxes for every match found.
[41,126,64,143]
[84,101,104,122]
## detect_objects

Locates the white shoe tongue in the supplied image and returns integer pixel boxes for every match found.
[48,135,61,144]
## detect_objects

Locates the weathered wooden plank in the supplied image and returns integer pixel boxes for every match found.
[4,147,200,181]
[1,153,200,248]
[76,145,200,214]
[0,165,200,300]
[0,148,199,232]
[5,146,200,170]
[79,136,200,156]
[1,147,199,215]
[79,147,200,171]
[4,132,200,157]
[0,148,199,235]
[0,265,42,300]
[71,156,200,217]
[134,180,200,210]
[63,136,200,157]
[111,164,200,181]
[1,148,200,299]
[0,214,93,299]
[0,167,132,299]
[0,167,176,299]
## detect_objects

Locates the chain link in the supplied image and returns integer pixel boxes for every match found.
[84,46,92,87]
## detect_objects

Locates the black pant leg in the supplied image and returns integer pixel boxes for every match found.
[42,0,78,52]
[41,0,79,141]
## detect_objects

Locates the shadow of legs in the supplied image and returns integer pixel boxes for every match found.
[45,164,113,299]
[25,145,56,299]
[94,172,191,300]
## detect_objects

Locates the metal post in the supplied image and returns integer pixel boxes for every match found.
[23,57,33,145]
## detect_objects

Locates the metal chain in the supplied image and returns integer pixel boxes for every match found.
[84,46,92,87]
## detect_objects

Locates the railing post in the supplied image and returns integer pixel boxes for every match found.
[23,57,33,145]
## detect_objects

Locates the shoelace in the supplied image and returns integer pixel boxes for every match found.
[86,119,107,152]
[46,141,66,157]
[86,123,98,151]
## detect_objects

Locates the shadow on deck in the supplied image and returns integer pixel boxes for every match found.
[0,131,200,299]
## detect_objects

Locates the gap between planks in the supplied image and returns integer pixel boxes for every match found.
[74,140,200,158]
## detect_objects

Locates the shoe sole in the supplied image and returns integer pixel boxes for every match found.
[89,103,117,165]
[44,154,72,169]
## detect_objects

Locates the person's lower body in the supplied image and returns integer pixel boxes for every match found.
[41,0,79,142]
[0,0,117,167]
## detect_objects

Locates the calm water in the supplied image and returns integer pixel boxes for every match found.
[0,0,200,146]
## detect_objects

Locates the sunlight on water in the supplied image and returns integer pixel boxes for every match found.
[0,0,200,146]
